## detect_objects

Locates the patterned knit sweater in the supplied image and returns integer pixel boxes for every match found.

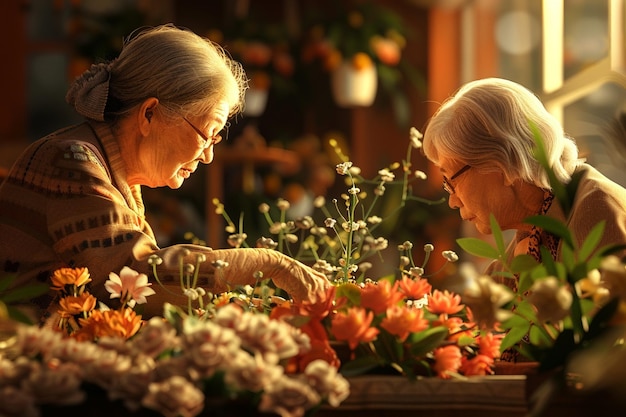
[0,122,322,318]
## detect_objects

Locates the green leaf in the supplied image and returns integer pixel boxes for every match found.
[490,214,506,255]
[408,326,449,357]
[0,274,18,293]
[500,322,531,351]
[335,283,362,306]
[510,254,539,274]
[585,297,619,342]
[560,243,575,272]
[6,305,38,325]
[578,221,605,261]
[340,355,383,376]
[456,238,500,260]
[524,215,574,248]
[0,283,49,304]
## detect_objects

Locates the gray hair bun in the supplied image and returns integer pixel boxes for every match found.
[66,62,113,121]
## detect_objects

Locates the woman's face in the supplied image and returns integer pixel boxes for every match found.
[138,101,229,189]
[439,158,534,235]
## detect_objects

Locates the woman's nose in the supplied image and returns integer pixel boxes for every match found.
[447,194,461,210]
[199,147,214,164]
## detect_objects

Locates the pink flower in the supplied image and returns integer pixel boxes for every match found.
[432,345,462,378]
[105,266,155,305]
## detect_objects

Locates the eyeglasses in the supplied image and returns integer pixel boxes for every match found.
[182,116,223,148]
[442,165,471,195]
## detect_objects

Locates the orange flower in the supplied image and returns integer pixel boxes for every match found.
[398,275,432,300]
[380,305,428,342]
[297,285,337,320]
[78,309,142,340]
[460,354,494,376]
[330,307,379,350]
[58,292,97,317]
[432,345,462,378]
[427,290,464,315]
[291,338,340,373]
[370,36,401,66]
[360,280,403,314]
[50,267,91,291]
[478,332,503,358]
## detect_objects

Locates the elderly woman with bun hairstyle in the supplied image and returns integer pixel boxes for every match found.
[0,25,328,319]
[422,78,626,282]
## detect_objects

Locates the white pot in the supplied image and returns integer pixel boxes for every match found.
[331,61,378,107]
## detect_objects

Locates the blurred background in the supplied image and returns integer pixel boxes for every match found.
[1,0,624,278]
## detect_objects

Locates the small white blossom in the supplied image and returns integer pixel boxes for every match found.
[414,170,427,180]
[442,250,459,262]
[324,218,337,228]
[335,161,353,175]
[259,203,270,213]
[378,168,395,182]
[409,127,423,148]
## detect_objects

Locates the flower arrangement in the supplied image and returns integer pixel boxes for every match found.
[0,265,349,417]
[208,127,502,379]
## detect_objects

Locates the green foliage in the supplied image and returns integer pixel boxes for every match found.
[0,273,49,324]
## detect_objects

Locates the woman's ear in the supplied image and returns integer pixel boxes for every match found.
[138,97,159,136]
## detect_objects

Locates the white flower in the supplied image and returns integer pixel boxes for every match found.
[599,255,626,300]
[130,317,178,358]
[367,215,382,224]
[414,170,427,180]
[83,349,132,389]
[442,250,459,262]
[324,218,337,228]
[105,266,155,305]
[461,264,514,328]
[182,320,241,377]
[304,360,350,407]
[223,351,283,392]
[0,385,38,417]
[409,127,423,148]
[527,277,573,323]
[259,375,321,417]
[348,186,360,195]
[108,354,156,411]
[378,168,395,182]
[336,161,353,175]
[22,362,85,406]
[277,198,291,211]
[142,375,204,417]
